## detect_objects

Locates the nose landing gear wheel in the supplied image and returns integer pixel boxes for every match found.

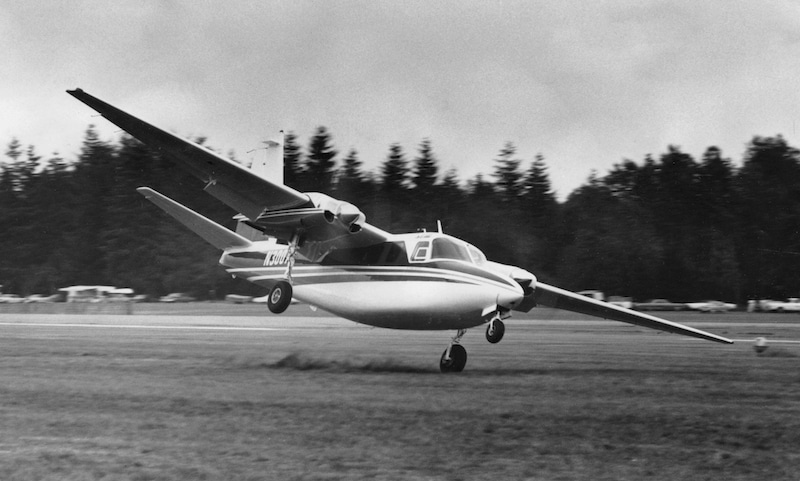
[486,319,505,343]
[267,281,293,314]
[440,344,467,373]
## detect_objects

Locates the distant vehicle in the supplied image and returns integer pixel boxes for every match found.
[686,300,736,313]
[60,285,118,303]
[577,290,604,301]
[0,294,24,304]
[577,291,634,310]
[159,293,196,303]
[607,296,633,309]
[633,299,687,311]
[225,294,253,304]
[761,298,800,313]
[24,294,60,303]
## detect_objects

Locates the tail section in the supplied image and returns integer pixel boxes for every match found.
[250,131,284,186]
[137,187,252,250]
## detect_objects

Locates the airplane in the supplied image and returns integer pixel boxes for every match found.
[67,88,733,372]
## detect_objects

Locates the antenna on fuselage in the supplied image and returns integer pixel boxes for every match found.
[437,220,443,234]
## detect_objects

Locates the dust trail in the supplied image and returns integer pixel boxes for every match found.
[271,352,437,373]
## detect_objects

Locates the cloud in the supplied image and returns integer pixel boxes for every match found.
[3,1,800,198]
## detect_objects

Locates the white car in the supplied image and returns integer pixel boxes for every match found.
[686,300,736,313]
[0,294,25,304]
[762,298,800,313]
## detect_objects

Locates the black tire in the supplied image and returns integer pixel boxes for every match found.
[485,320,505,344]
[267,281,293,314]
[439,344,467,373]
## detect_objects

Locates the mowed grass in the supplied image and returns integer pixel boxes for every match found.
[0,311,798,480]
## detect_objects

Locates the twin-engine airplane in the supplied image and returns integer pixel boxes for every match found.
[67,89,732,372]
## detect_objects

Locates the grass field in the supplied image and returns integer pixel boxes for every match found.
[0,307,798,480]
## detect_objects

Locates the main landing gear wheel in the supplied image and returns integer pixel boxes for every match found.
[267,281,293,314]
[486,319,505,344]
[440,344,467,373]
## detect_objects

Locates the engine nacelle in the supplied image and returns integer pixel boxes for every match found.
[307,192,366,231]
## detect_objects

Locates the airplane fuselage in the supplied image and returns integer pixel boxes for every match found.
[222,232,535,330]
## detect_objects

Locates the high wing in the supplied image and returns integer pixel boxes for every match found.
[534,282,732,344]
[67,89,391,249]
[67,89,310,219]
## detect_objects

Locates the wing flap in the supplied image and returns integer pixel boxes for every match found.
[137,187,252,250]
[67,88,312,218]
[534,282,733,344]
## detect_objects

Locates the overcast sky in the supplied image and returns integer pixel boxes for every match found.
[3,0,800,198]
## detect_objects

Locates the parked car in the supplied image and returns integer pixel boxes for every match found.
[686,300,736,313]
[633,299,687,311]
[0,294,24,304]
[225,294,253,304]
[159,293,196,303]
[24,294,60,303]
[607,296,633,309]
[761,298,800,313]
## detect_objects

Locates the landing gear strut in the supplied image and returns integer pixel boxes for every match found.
[485,309,508,344]
[486,317,506,344]
[268,233,299,314]
[267,281,292,314]
[440,329,468,373]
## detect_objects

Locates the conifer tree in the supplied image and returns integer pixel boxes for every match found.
[304,126,337,194]
[492,141,523,203]
[283,131,303,190]
[336,148,367,203]
[380,143,409,193]
[412,138,438,192]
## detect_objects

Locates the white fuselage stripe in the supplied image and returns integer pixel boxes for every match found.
[226,265,517,291]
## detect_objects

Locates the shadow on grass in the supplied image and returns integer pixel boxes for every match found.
[757,348,798,358]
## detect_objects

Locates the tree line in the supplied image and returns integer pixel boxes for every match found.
[1,125,799,304]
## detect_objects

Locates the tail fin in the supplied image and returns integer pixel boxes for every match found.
[250,131,284,185]
[137,187,252,250]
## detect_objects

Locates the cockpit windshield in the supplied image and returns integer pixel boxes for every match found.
[407,235,488,265]
[431,238,470,261]
[466,244,487,265]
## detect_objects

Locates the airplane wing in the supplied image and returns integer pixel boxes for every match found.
[67,89,392,248]
[534,282,733,344]
[137,187,252,250]
[67,88,312,220]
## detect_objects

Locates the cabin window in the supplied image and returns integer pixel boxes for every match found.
[411,241,431,262]
[321,242,408,266]
[431,238,471,262]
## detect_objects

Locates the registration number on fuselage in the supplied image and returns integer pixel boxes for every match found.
[263,249,290,266]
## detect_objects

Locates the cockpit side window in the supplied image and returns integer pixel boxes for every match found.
[431,238,471,262]
[411,240,431,262]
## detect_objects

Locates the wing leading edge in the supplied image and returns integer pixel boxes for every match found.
[66,88,313,219]
[534,282,733,344]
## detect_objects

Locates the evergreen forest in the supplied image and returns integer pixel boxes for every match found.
[2,126,799,304]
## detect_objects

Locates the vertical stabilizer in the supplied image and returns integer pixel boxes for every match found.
[251,131,284,185]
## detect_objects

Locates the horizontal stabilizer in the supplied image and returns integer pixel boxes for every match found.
[534,282,733,344]
[137,187,252,250]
